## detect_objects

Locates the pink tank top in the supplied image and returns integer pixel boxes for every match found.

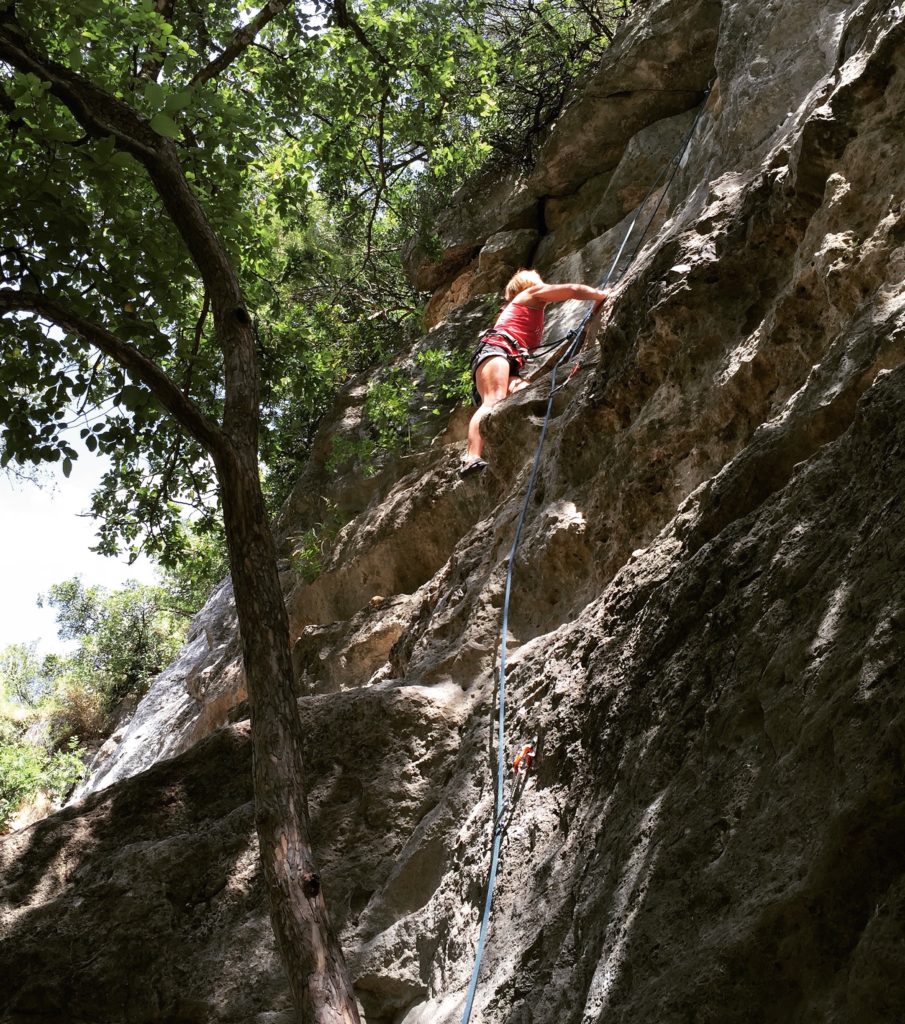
[492,301,545,351]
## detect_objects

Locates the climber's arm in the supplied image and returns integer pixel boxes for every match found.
[519,282,609,305]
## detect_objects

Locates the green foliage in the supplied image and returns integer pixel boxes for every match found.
[0,3,229,535]
[477,0,631,164]
[288,503,347,583]
[365,372,417,453]
[2,0,466,556]
[157,520,230,617]
[0,738,85,832]
[40,577,186,713]
[324,346,471,477]
[325,435,379,479]
[0,645,86,829]
[0,641,57,707]
[45,679,107,747]
[289,526,331,584]
[416,347,472,406]
[323,370,418,479]
[0,574,188,769]
[256,210,422,511]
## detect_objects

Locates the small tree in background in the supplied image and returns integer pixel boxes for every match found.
[40,576,184,713]
[0,642,85,831]
[0,641,54,709]
[0,737,84,832]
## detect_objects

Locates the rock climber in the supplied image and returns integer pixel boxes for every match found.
[460,269,609,477]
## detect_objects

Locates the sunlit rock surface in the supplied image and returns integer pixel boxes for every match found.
[68,578,243,803]
[3,0,905,1021]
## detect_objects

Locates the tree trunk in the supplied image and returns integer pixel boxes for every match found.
[216,439,362,1024]
[0,17,366,1020]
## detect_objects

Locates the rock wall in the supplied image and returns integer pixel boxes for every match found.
[3,0,905,1021]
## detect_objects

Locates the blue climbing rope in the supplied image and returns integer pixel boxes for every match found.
[459,87,711,1024]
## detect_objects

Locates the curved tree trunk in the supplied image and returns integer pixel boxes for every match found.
[217,440,362,1024]
[0,20,364,1020]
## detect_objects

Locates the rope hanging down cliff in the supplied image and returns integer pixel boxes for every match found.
[459,87,711,1024]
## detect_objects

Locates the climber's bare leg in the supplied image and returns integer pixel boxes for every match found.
[466,356,510,462]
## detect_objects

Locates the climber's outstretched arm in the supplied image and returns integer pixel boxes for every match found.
[519,282,609,305]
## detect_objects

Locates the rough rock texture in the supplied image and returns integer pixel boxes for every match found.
[422,224,540,328]
[3,0,905,1022]
[68,578,243,802]
[404,0,719,304]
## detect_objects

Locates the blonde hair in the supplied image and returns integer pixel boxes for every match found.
[504,268,543,302]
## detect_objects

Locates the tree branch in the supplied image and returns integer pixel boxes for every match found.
[0,289,225,457]
[0,23,159,160]
[184,288,209,391]
[138,0,177,82]
[0,80,24,135]
[0,21,242,292]
[0,18,258,434]
[188,0,291,86]
[331,0,388,65]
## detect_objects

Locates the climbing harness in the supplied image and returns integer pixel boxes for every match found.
[479,327,531,360]
[459,86,711,1024]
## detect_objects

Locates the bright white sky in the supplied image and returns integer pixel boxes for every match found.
[0,440,158,654]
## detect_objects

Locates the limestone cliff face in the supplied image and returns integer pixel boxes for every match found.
[3,0,905,1021]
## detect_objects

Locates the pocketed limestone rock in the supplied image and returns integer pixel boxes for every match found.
[292,595,415,694]
[404,168,539,295]
[474,229,540,286]
[535,109,699,267]
[424,265,479,329]
[528,0,720,196]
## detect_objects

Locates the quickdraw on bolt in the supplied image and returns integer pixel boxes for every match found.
[512,737,537,775]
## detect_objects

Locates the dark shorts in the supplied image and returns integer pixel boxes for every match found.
[469,342,525,406]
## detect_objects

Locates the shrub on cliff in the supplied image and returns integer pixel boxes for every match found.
[0,739,85,833]
[0,646,86,832]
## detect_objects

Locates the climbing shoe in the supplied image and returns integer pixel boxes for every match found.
[459,458,488,479]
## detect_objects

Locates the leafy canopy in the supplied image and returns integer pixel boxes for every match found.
[0,0,492,550]
[1,0,627,561]
[0,738,84,831]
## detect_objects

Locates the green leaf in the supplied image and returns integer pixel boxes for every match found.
[118,384,149,410]
[62,457,73,478]
[145,81,166,109]
[149,113,181,140]
[164,91,193,114]
[92,135,116,164]
[47,124,79,142]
